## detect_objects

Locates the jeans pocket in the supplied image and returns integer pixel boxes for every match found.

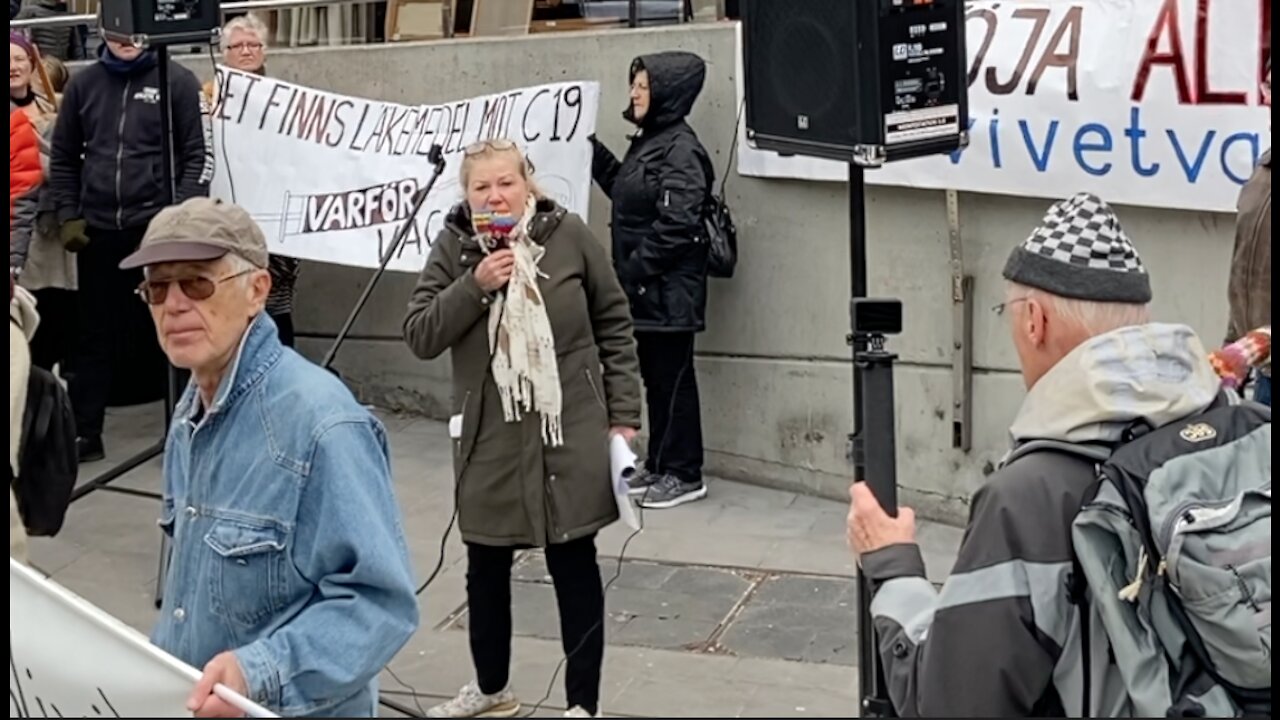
[204,518,288,627]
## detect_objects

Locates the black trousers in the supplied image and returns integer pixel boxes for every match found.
[69,227,160,438]
[636,331,704,483]
[467,535,605,715]
[29,287,76,373]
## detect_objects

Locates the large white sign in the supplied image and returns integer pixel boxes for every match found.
[209,70,600,271]
[737,0,1271,213]
[9,560,274,719]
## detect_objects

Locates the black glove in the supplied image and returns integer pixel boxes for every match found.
[60,219,90,252]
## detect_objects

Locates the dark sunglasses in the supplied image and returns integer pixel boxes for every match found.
[136,270,254,305]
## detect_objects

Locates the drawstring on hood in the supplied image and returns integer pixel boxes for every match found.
[623,51,707,131]
[1009,323,1221,448]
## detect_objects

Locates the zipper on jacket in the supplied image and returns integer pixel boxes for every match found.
[584,369,608,412]
[114,79,132,230]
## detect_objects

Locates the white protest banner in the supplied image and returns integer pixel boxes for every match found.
[10,559,275,719]
[209,69,600,272]
[736,1,1271,213]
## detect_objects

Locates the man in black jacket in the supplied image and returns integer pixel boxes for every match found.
[591,51,712,510]
[50,37,211,462]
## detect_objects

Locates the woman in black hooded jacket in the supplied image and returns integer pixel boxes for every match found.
[591,51,712,510]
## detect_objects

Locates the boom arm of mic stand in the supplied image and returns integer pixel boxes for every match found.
[321,146,447,371]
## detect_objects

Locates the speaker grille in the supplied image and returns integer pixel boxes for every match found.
[744,0,858,147]
[772,16,841,124]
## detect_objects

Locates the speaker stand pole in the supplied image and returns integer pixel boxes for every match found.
[73,41,181,507]
[850,162,896,719]
[151,40,185,608]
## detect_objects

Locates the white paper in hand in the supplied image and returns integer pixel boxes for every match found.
[609,434,642,531]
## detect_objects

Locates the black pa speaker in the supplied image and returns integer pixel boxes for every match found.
[742,0,970,166]
[99,0,221,45]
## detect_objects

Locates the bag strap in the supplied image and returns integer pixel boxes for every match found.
[1067,477,1104,719]
[1004,439,1114,467]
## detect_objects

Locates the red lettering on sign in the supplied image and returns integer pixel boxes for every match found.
[1262,0,1272,103]
[1132,0,1193,104]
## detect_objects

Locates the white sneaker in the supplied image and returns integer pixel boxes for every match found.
[564,708,599,718]
[427,682,521,718]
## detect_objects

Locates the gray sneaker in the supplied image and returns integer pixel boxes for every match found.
[626,467,659,496]
[636,475,707,509]
[427,682,520,718]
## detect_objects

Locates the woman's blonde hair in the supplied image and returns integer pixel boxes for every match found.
[42,56,68,94]
[459,139,545,200]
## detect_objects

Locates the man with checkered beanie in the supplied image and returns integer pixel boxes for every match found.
[846,193,1229,717]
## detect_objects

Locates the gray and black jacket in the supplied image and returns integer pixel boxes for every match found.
[862,323,1225,717]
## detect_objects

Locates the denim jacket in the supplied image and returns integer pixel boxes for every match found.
[150,314,419,718]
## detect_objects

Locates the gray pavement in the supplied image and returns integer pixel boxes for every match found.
[29,402,963,718]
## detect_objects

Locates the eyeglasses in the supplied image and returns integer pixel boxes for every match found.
[136,270,254,305]
[463,139,537,174]
[992,297,1031,316]
[227,42,264,53]
[464,139,518,155]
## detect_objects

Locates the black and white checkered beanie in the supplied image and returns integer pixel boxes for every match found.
[1002,192,1152,304]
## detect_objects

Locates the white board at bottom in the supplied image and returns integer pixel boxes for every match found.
[9,558,276,718]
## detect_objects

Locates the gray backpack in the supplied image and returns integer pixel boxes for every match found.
[1068,400,1270,717]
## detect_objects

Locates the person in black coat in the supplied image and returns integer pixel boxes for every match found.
[591,50,712,510]
[50,37,211,463]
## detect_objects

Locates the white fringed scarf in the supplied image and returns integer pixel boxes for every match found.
[484,196,563,446]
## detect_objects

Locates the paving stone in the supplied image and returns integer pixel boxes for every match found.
[456,560,753,655]
[750,574,856,610]
[717,578,860,667]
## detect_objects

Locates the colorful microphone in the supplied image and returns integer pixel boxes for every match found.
[474,208,518,247]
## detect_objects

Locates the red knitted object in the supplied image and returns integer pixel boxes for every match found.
[1210,328,1272,389]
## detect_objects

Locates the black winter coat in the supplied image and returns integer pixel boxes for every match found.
[592,51,711,334]
[50,47,211,231]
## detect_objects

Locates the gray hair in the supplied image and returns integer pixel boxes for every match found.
[220,13,270,51]
[1007,281,1151,337]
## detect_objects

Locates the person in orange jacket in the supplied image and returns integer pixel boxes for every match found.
[10,92,43,278]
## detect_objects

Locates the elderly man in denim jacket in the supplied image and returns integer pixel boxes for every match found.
[125,198,419,718]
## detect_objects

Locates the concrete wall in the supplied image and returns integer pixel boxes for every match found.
[180,23,1238,523]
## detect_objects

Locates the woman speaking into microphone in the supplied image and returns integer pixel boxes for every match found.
[403,139,642,719]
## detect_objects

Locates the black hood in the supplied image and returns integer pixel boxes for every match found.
[624,51,706,130]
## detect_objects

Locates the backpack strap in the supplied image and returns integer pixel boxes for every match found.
[1009,438,1110,718]
[1004,439,1114,466]
[1066,476,1105,719]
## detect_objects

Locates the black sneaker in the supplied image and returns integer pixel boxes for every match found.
[626,467,659,497]
[77,436,105,464]
[636,475,707,509]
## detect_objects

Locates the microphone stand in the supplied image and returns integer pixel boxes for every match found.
[322,145,447,371]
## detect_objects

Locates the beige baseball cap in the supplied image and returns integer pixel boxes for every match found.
[119,198,270,270]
